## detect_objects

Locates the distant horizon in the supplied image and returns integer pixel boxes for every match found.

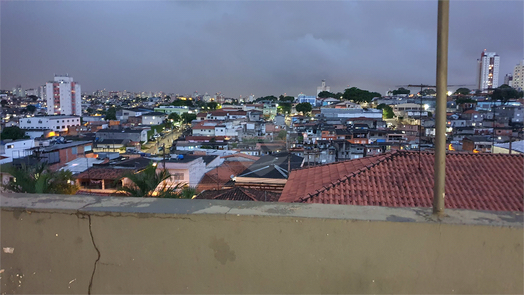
[2,1,522,98]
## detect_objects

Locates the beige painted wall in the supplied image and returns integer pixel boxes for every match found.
[1,203,522,294]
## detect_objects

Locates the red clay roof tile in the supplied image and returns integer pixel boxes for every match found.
[280,151,524,212]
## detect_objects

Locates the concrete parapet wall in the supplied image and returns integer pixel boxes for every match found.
[1,193,522,294]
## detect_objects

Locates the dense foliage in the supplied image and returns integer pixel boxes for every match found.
[2,163,79,194]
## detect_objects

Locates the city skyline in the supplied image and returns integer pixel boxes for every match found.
[1,1,522,97]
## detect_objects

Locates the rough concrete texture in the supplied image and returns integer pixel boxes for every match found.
[1,193,523,294]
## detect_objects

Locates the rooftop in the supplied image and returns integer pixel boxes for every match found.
[196,187,280,201]
[280,151,523,212]
[238,152,304,179]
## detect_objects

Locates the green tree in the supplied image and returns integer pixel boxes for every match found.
[420,89,437,96]
[256,95,278,102]
[120,163,195,199]
[296,102,312,116]
[455,98,476,104]
[343,87,381,103]
[207,101,218,110]
[105,107,117,120]
[376,103,394,119]
[1,99,7,107]
[1,126,27,140]
[392,87,410,95]
[181,113,197,124]
[278,102,292,114]
[2,163,78,194]
[454,88,471,95]
[278,95,295,102]
[86,107,95,115]
[172,100,193,107]
[492,84,519,104]
[26,105,36,113]
[168,112,181,122]
[318,91,337,98]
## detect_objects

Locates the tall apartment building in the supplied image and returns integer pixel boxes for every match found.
[513,60,524,90]
[476,51,500,91]
[12,85,23,97]
[46,75,81,115]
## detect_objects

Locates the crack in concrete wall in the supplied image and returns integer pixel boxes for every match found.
[87,215,100,295]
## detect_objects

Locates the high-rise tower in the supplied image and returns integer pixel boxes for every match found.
[476,50,500,91]
[512,60,524,91]
[46,75,81,115]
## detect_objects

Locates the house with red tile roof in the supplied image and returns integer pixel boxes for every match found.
[279,151,523,212]
[197,153,259,192]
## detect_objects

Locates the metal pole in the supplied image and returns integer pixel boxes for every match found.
[433,0,449,215]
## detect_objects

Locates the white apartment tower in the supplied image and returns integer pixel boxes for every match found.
[476,51,500,91]
[46,75,81,115]
[317,80,331,96]
[512,60,524,91]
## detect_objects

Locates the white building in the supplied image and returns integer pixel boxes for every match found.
[19,116,81,133]
[0,139,35,164]
[141,112,167,126]
[158,156,207,188]
[513,60,524,90]
[46,75,81,115]
[25,89,38,97]
[317,80,331,96]
[477,51,500,91]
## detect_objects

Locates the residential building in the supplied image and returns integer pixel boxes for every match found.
[462,136,492,153]
[192,121,217,137]
[11,141,93,171]
[118,108,153,121]
[75,156,151,193]
[19,116,81,133]
[393,103,428,118]
[477,51,500,90]
[0,139,35,163]
[157,155,219,188]
[320,107,382,119]
[93,139,130,153]
[513,60,524,90]
[96,128,149,143]
[235,152,304,192]
[197,153,259,192]
[46,75,81,115]
[297,94,317,106]
[504,74,513,87]
[141,112,167,125]
[153,105,191,115]
[279,150,523,212]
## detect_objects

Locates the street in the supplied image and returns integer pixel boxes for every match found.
[143,128,182,154]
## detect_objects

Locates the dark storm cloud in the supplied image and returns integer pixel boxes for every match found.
[1,0,522,97]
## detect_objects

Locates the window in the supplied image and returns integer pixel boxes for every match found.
[72,147,78,155]
[6,144,14,149]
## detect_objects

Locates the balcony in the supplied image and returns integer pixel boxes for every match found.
[1,193,522,294]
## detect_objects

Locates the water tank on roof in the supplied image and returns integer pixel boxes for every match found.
[178,154,184,160]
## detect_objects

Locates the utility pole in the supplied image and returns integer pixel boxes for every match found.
[433,0,449,216]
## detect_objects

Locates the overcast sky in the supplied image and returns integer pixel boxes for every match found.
[1,0,523,98]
